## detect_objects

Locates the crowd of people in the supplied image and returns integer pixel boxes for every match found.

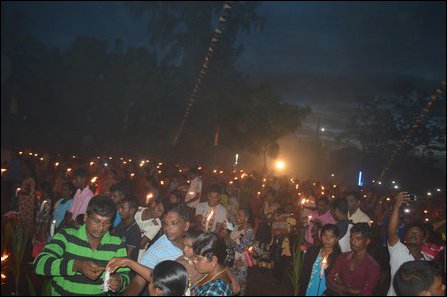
[1,148,445,296]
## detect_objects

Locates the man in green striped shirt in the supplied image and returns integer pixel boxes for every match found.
[34,196,130,295]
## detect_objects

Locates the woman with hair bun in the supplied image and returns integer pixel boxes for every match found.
[192,232,234,296]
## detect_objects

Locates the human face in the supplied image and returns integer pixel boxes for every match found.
[423,276,445,296]
[183,237,194,259]
[405,226,425,246]
[111,191,125,206]
[151,203,165,219]
[118,202,135,221]
[193,254,215,274]
[61,184,72,199]
[84,212,113,240]
[321,229,339,249]
[350,232,370,252]
[162,212,189,242]
[169,194,180,204]
[208,192,220,207]
[317,200,329,215]
[332,208,344,221]
[148,279,160,296]
[346,195,359,214]
[236,209,247,225]
[72,176,86,190]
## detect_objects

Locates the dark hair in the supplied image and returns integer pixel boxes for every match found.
[350,223,373,239]
[152,260,189,296]
[109,182,129,197]
[208,184,222,194]
[238,207,252,222]
[184,229,203,241]
[317,196,330,205]
[72,168,89,179]
[121,198,138,211]
[405,223,427,238]
[86,196,116,219]
[169,190,184,203]
[321,223,340,239]
[62,182,76,196]
[332,197,349,215]
[193,232,234,267]
[345,191,362,201]
[393,261,442,296]
[168,204,191,222]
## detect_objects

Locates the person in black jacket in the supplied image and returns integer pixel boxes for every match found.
[300,224,341,296]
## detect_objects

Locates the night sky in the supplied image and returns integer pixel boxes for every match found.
[2,1,446,143]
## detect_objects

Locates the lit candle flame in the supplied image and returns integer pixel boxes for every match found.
[91,176,98,183]
[248,246,254,253]
[206,210,215,223]
[1,273,6,279]
[89,161,95,166]
[160,180,164,185]
[130,173,135,178]
[1,168,6,175]
[213,169,217,173]
[1,253,10,262]
[54,162,59,167]
[66,168,72,173]
[146,193,154,204]
[19,151,23,155]
[198,166,202,170]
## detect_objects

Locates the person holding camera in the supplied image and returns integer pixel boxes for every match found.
[387,191,430,296]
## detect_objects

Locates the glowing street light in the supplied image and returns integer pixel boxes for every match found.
[275,160,285,170]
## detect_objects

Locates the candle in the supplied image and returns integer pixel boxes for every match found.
[103,269,110,292]
[308,215,312,225]
[50,220,56,237]
[146,193,154,205]
[243,250,254,268]
[205,209,215,232]
[320,256,327,278]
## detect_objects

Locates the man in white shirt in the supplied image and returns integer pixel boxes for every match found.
[387,191,429,296]
[346,191,371,225]
[184,168,202,209]
[195,184,227,232]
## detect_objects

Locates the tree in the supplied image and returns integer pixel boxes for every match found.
[345,81,445,157]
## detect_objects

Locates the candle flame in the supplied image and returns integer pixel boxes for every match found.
[160,180,164,185]
[1,253,10,262]
[1,273,6,279]
[66,168,72,173]
[90,176,98,183]
[248,246,254,253]
[130,173,135,178]
[206,210,215,223]
[89,161,94,166]
[54,162,59,167]
[1,169,6,174]
[322,256,327,264]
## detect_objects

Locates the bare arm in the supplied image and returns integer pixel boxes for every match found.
[226,267,240,295]
[388,192,409,247]
[122,273,148,296]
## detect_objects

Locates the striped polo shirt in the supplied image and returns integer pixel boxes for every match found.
[34,224,130,296]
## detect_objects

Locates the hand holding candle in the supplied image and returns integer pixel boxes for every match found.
[50,219,56,237]
[320,256,327,278]
[205,209,215,232]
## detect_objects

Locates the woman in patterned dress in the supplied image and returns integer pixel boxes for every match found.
[223,207,254,296]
